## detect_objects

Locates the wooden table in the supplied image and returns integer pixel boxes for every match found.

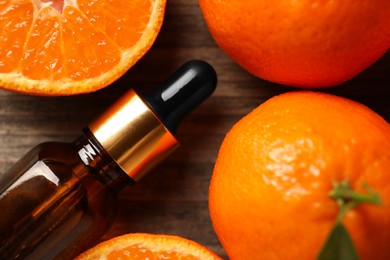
[0,0,389,258]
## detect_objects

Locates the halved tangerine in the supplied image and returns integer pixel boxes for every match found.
[0,0,166,95]
[76,233,222,259]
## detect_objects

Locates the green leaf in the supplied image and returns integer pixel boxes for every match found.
[317,222,359,260]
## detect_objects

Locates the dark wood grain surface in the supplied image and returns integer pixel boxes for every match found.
[0,0,389,258]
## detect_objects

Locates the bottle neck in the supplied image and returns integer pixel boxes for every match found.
[73,128,135,192]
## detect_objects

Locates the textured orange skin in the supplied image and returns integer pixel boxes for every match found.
[209,91,390,260]
[199,0,390,88]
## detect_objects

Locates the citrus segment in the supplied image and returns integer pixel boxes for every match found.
[61,6,121,80]
[21,6,64,80]
[0,0,166,95]
[0,0,34,73]
[78,0,152,50]
[76,233,222,260]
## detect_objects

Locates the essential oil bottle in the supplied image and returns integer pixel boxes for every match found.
[0,60,217,259]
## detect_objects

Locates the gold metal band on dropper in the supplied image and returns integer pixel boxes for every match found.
[89,89,179,182]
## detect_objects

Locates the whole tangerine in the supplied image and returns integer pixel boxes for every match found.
[209,91,390,259]
[199,0,390,88]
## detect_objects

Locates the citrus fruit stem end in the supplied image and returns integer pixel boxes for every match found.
[317,180,382,260]
[329,180,382,222]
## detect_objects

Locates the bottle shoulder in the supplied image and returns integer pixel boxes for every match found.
[33,141,80,163]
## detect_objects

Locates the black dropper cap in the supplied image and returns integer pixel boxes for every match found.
[142,60,217,133]
[89,60,217,181]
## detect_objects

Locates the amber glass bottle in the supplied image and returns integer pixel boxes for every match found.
[0,60,217,259]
